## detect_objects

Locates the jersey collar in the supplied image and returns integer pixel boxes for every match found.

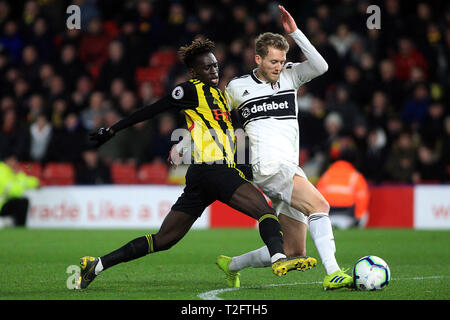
[252,69,281,89]
[251,69,263,84]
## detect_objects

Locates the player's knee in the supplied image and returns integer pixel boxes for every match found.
[152,233,179,252]
[317,198,330,214]
[256,206,276,220]
[306,196,329,215]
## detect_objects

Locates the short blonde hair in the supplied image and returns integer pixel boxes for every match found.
[255,32,289,58]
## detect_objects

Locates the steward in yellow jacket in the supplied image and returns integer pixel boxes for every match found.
[0,155,39,227]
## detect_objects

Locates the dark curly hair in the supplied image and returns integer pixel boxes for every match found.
[178,38,215,68]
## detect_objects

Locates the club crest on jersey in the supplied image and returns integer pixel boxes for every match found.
[271,82,280,90]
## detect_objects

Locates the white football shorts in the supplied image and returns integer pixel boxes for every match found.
[252,161,308,225]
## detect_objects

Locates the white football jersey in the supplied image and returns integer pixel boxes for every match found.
[225,29,328,175]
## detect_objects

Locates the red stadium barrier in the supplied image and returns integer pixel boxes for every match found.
[366,185,414,228]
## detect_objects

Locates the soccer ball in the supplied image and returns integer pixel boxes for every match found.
[353,255,391,291]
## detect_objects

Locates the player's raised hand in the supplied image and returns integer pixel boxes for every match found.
[278,5,298,34]
[89,127,115,148]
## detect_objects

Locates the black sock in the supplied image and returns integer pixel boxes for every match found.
[258,214,284,258]
[100,234,154,270]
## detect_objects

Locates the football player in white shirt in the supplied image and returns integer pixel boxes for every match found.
[171,5,353,290]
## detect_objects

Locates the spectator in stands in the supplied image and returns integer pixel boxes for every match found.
[149,113,176,163]
[48,74,67,106]
[0,108,29,161]
[138,82,158,106]
[116,17,146,68]
[27,17,55,62]
[361,128,387,184]
[13,77,31,117]
[326,85,361,133]
[117,90,138,117]
[20,45,41,91]
[108,77,127,110]
[420,100,445,149]
[392,37,428,81]
[385,131,417,183]
[1,20,24,63]
[300,96,327,153]
[21,0,40,28]
[381,0,407,54]
[376,59,404,110]
[57,43,87,92]
[366,90,394,132]
[329,23,358,59]
[134,0,163,55]
[401,82,430,128]
[413,144,445,183]
[385,115,404,148]
[97,110,123,164]
[29,113,52,162]
[342,64,372,107]
[71,74,93,110]
[50,98,68,130]
[166,2,186,47]
[115,121,154,165]
[97,40,135,92]
[26,93,45,124]
[80,91,109,131]
[38,63,55,95]
[47,112,87,163]
[0,1,11,31]
[79,17,111,78]
[75,147,111,185]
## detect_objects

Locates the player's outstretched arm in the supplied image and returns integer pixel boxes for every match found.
[278,5,328,82]
[89,96,172,148]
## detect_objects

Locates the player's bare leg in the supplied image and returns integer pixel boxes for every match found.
[279,213,307,257]
[290,174,352,289]
[220,212,316,287]
[226,183,310,276]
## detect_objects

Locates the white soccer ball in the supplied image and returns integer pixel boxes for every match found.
[353,255,391,291]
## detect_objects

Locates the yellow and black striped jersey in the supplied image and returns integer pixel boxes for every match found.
[170,79,235,165]
[111,79,236,165]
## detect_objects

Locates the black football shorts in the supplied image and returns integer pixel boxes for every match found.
[171,163,250,217]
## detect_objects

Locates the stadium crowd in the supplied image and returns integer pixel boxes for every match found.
[0,0,449,185]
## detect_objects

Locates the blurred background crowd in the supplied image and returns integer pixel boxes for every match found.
[0,0,449,186]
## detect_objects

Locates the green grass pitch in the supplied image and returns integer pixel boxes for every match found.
[0,228,449,300]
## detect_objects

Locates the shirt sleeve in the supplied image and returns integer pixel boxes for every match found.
[286,29,329,88]
[111,81,197,133]
[224,83,237,111]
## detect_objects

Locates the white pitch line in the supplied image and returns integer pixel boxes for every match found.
[198,275,450,300]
